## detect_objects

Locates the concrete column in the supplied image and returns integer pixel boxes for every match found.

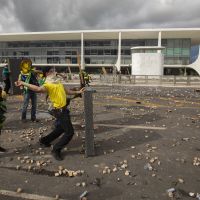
[84,87,96,157]
[158,31,162,53]
[115,32,121,72]
[81,32,85,70]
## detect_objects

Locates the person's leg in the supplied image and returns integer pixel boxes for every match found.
[40,122,64,145]
[6,79,11,94]
[40,120,65,161]
[3,79,8,94]
[53,110,74,152]
[21,92,30,120]
[30,92,37,121]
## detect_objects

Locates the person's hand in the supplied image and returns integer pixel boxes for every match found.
[15,80,23,87]
[79,87,85,93]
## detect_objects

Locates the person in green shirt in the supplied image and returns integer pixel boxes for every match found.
[2,65,11,94]
[18,60,40,122]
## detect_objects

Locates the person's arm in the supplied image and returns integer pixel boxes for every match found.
[56,72,67,79]
[33,69,43,74]
[64,86,85,95]
[18,74,24,90]
[15,80,47,93]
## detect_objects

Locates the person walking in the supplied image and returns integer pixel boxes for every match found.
[15,67,85,160]
[83,71,91,86]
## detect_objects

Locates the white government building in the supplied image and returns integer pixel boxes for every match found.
[0,28,200,75]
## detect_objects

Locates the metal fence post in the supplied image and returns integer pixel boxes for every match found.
[133,75,136,84]
[159,76,162,85]
[84,87,96,157]
[129,75,131,83]
[145,75,148,84]
[173,76,176,86]
[187,76,191,85]
[117,74,121,84]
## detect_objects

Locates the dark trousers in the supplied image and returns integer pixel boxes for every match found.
[3,79,11,94]
[22,92,37,120]
[41,108,74,152]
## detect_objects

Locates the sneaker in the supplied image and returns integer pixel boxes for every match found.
[39,138,51,147]
[0,146,6,152]
[51,150,63,161]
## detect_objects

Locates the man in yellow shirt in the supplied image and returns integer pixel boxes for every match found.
[15,67,84,161]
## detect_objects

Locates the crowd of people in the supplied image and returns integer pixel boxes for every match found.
[0,59,88,161]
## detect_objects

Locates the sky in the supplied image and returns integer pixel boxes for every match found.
[0,0,199,33]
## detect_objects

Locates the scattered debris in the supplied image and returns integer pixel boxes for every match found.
[80,191,88,200]
[193,157,200,166]
[178,178,184,184]
[125,170,130,176]
[16,188,23,193]
[189,192,195,197]
[92,178,101,187]
[144,163,153,171]
[166,188,175,198]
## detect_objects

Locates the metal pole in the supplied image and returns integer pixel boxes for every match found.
[84,87,96,157]
[187,76,190,85]
[173,75,177,86]
[133,75,136,84]
[159,76,162,85]
[145,75,148,84]
[117,74,121,84]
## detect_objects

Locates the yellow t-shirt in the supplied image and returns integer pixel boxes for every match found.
[43,82,67,108]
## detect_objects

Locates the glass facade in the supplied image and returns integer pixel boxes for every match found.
[0,38,191,66]
[161,39,191,65]
[190,45,199,63]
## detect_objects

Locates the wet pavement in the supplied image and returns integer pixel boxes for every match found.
[0,85,200,200]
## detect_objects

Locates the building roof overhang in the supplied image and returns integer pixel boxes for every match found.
[0,28,200,45]
[131,46,165,50]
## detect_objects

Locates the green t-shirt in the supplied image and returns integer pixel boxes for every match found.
[2,67,9,80]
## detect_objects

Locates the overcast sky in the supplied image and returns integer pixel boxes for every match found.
[0,0,199,33]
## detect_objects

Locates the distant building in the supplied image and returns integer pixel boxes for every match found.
[0,28,200,75]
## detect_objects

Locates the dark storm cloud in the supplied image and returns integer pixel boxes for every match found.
[0,0,200,33]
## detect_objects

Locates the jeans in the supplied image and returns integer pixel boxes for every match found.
[41,108,74,152]
[21,91,37,120]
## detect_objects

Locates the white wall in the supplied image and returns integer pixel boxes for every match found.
[131,53,164,75]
